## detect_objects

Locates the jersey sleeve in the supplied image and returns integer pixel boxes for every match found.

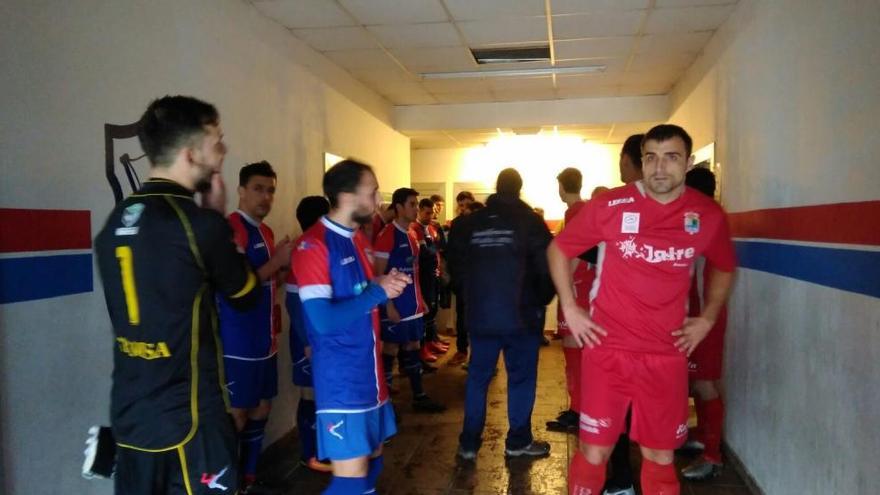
[291,236,332,301]
[554,199,604,259]
[200,211,258,306]
[703,212,737,272]
[227,213,249,253]
[372,225,393,259]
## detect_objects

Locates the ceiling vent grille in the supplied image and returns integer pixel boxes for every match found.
[471,45,551,64]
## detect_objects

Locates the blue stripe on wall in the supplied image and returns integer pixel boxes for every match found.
[734,241,880,298]
[0,253,93,304]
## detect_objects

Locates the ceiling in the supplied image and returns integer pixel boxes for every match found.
[251,0,736,148]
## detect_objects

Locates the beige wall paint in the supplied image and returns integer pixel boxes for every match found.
[0,1,408,494]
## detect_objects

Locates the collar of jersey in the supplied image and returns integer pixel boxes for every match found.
[138,178,195,199]
[321,216,355,238]
[235,209,262,227]
[392,220,410,234]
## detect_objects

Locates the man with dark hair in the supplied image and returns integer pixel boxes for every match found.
[605,134,647,495]
[547,167,594,434]
[413,198,449,359]
[429,194,445,222]
[550,124,735,495]
[286,196,332,473]
[619,134,646,185]
[374,188,446,413]
[455,191,475,217]
[292,159,411,495]
[450,168,555,461]
[95,95,259,495]
[680,167,728,481]
[217,160,293,490]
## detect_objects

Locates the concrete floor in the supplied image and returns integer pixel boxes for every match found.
[258,336,754,494]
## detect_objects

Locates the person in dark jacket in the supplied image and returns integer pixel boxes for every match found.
[447,168,555,460]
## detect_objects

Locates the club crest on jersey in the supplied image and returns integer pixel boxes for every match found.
[621,212,640,233]
[122,203,144,226]
[684,212,700,235]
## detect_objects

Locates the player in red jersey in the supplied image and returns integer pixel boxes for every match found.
[680,167,729,481]
[549,125,736,495]
[547,167,594,433]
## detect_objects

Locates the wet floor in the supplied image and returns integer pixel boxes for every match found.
[258,335,755,494]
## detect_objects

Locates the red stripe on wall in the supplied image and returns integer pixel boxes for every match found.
[0,208,91,253]
[729,201,880,246]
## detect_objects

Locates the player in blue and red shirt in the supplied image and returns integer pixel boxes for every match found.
[217,161,293,490]
[374,188,446,413]
[291,159,411,495]
[286,196,333,473]
[549,125,736,495]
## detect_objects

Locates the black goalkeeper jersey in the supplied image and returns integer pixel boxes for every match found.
[95,178,257,451]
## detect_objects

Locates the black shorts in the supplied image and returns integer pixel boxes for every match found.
[115,414,238,495]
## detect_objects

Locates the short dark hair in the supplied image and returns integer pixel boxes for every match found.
[642,125,693,158]
[391,187,419,210]
[137,95,219,167]
[621,134,645,171]
[239,160,276,187]
[468,201,485,212]
[685,167,716,198]
[496,168,523,195]
[429,194,444,203]
[296,196,330,231]
[556,167,582,194]
[419,198,434,210]
[456,191,475,203]
[323,159,374,208]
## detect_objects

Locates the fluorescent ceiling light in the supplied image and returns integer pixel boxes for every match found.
[421,65,605,80]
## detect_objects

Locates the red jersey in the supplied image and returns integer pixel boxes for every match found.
[556,182,736,355]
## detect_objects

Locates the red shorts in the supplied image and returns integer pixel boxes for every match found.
[557,263,594,336]
[579,347,689,450]
[688,306,727,381]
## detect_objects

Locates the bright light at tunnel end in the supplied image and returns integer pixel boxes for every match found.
[460,133,622,220]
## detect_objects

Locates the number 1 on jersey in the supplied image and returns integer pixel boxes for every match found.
[115,246,140,325]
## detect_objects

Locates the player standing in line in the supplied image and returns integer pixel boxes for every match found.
[217,161,293,492]
[680,167,729,481]
[292,159,411,495]
[286,196,333,473]
[373,188,447,413]
[549,125,736,495]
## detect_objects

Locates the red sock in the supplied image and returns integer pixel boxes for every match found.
[693,396,706,444]
[701,397,724,463]
[563,346,582,412]
[568,453,606,495]
[641,459,680,495]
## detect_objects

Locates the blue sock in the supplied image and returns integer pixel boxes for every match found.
[322,475,368,495]
[364,455,384,494]
[296,398,317,461]
[240,418,268,478]
[401,349,424,397]
[382,353,395,388]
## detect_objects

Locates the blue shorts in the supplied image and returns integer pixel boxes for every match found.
[291,354,313,388]
[316,402,397,461]
[224,354,278,409]
[380,316,424,344]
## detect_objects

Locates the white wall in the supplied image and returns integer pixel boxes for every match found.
[669,1,880,493]
[0,1,409,494]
